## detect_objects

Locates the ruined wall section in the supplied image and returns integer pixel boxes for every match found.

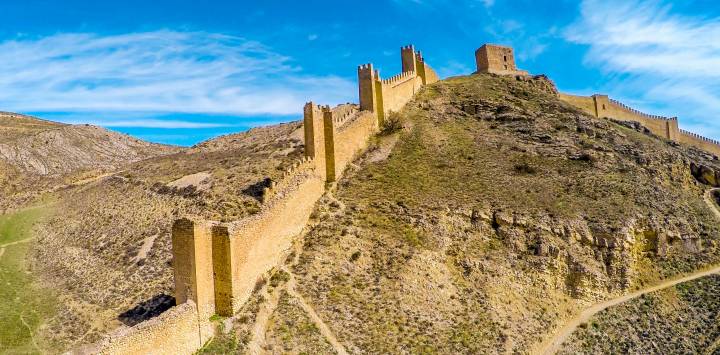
[475,44,529,76]
[94,302,210,355]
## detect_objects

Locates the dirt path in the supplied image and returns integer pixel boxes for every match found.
[704,188,720,220]
[20,312,42,353]
[246,286,283,355]
[0,237,33,261]
[285,271,348,355]
[245,195,349,354]
[537,188,720,355]
[705,337,720,355]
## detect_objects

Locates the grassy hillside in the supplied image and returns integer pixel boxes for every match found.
[0,204,56,354]
[251,73,720,353]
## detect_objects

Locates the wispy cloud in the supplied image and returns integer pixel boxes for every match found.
[565,0,720,138]
[0,30,355,119]
[62,119,239,129]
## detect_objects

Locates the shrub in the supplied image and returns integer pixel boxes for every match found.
[381,112,403,135]
[514,162,537,174]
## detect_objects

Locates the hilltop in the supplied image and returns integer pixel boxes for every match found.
[213,73,720,353]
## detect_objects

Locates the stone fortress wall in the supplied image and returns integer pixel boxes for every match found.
[476,44,720,157]
[92,302,206,355]
[87,45,437,355]
[87,43,720,354]
[557,92,720,156]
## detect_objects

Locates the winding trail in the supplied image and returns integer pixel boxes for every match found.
[19,312,41,353]
[537,188,720,355]
[285,271,348,355]
[245,191,349,354]
[246,286,282,355]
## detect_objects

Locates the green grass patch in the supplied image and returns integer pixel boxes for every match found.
[0,205,57,354]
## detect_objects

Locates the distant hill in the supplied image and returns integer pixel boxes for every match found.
[0,112,180,212]
[0,112,179,176]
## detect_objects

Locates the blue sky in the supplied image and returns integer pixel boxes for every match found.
[0,0,719,146]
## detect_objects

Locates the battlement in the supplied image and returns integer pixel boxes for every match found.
[680,129,720,145]
[261,156,316,204]
[559,92,720,156]
[330,104,360,128]
[381,70,417,86]
[358,44,439,127]
[607,98,675,122]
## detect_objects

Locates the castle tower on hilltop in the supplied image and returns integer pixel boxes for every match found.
[475,44,529,76]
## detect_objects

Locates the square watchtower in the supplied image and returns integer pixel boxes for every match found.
[475,44,528,75]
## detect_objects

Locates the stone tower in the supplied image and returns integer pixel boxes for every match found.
[401,45,417,73]
[475,44,528,76]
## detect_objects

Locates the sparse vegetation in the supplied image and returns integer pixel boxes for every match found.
[283,73,720,353]
[559,274,720,354]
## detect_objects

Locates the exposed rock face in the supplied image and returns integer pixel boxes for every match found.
[0,113,180,212]
[690,162,720,186]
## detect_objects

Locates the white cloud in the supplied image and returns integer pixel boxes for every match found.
[63,119,239,129]
[565,0,720,138]
[0,30,355,119]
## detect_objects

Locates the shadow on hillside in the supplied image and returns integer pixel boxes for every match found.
[242,177,272,202]
[118,293,176,326]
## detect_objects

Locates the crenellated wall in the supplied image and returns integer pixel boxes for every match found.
[79,44,436,355]
[324,109,378,182]
[678,129,720,156]
[380,72,425,115]
[359,45,439,126]
[559,92,720,157]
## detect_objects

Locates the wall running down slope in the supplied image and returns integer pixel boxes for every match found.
[558,93,720,157]
[86,45,437,355]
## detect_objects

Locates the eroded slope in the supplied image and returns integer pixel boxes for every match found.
[278,73,720,353]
